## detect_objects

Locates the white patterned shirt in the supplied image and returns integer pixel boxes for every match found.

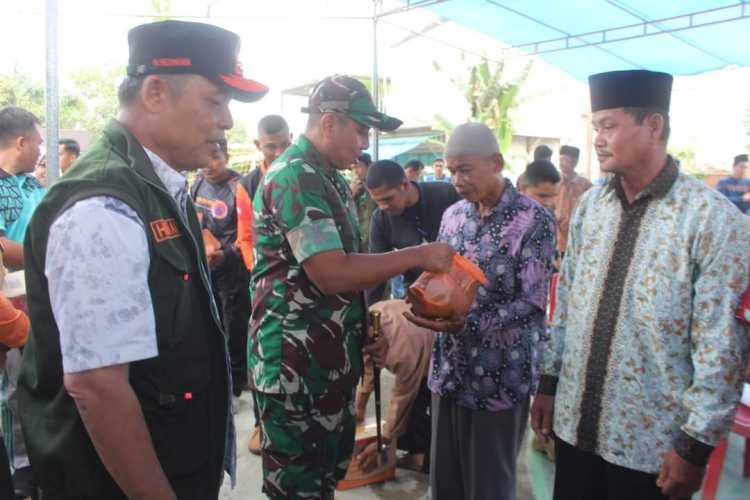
[541,160,750,473]
[46,148,189,374]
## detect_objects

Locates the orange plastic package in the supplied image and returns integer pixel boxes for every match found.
[407,254,489,319]
[202,229,221,256]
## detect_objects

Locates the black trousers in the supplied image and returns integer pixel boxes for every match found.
[553,437,687,500]
[38,463,222,500]
[397,378,431,471]
[0,437,13,500]
[211,263,251,397]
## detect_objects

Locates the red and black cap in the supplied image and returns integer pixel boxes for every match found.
[127,20,268,103]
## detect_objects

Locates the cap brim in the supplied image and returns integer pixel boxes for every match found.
[219,74,269,103]
[351,111,402,132]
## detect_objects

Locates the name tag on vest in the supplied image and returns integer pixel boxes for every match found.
[150,218,181,242]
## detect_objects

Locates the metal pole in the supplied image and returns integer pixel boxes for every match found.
[45,0,60,183]
[371,0,380,161]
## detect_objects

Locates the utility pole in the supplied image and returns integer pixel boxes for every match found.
[45,0,60,183]
[371,0,382,161]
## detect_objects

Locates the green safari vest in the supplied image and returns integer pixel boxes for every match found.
[17,120,230,499]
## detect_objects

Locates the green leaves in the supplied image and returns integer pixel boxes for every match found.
[432,56,532,153]
[0,73,45,119]
[0,67,122,136]
[151,0,172,21]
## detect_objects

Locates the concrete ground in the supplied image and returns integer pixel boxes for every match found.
[220,371,431,499]
[220,371,750,499]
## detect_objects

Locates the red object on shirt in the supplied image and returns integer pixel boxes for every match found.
[236,182,255,272]
[736,283,750,324]
[548,273,559,324]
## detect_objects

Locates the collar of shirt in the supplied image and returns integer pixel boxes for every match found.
[402,181,424,216]
[562,173,584,185]
[296,134,353,204]
[722,176,750,184]
[260,160,270,176]
[464,178,518,221]
[297,134,338,175]
[602,156,679,207]
[0,168,38,186]
[143,147,188,204]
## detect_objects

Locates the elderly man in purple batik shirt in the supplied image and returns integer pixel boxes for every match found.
[407,122,555,500]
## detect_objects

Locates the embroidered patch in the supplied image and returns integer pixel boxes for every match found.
[150,218,180,242]
[194,197,229,220]
[211,200,229,219]
[152,57,192,67]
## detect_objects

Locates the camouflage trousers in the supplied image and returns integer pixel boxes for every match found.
[256,389,356,500]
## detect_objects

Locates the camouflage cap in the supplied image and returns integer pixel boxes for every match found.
[301,75,402,132]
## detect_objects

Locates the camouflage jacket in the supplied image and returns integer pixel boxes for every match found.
[249,135,364,395]
[354,188,376,252]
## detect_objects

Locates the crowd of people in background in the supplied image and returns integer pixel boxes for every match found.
[0,17,748,500]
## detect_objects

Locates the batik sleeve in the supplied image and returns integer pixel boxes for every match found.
[674,206,750,465]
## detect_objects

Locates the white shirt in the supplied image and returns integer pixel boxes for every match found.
[45,150,237,485]
[46,148,189,374]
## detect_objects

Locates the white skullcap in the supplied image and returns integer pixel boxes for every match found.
[444,122,500,158]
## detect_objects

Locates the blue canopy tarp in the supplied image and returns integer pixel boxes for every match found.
[366,134,439,160]
[421,0,750,79]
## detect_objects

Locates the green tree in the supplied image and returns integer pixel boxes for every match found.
[151,0,172,21]
[0,68,122,136]
[433,56,532,153]
[669,146,695,170]
[226,120,249,145]
[0,73,45,119]
[66,67,122,135]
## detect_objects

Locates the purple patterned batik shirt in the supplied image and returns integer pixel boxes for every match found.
[428,181,556,411]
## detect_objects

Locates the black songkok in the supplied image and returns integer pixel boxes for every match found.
[589,70,673,112]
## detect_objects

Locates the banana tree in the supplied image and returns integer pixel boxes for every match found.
[434,56,532,152]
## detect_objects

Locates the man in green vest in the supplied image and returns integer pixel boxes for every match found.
[18,20,268,500]
[250,75,455,499]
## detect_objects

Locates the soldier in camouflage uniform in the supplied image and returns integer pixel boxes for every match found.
[350,153,376,252]
[250,75,455,499]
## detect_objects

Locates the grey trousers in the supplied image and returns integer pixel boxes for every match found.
[1,348,29,471]
[430,393,529,500]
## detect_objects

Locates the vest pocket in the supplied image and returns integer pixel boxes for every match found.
[151,243,198,350]
[134,358,212,477]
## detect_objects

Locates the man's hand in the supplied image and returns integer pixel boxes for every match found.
[362,327,389,369]
[207,249,225,268]
[355,439,390,473]
[418,243,455,273]
[743,192,750,202]
[656,449,705,499]
[0,237,24,269]
[64,364,177,500]
[403,311,465,333]
[530,394,555,442]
